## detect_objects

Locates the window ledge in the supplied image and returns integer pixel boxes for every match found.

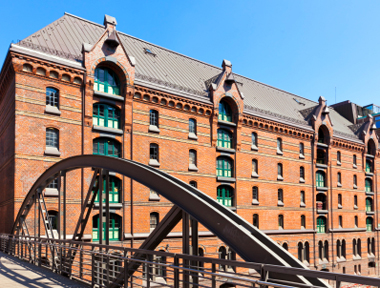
[218,120,236,127]
[336,257,346,263]
[216,147,235,153]
[354,205,358,210]
[366,211,375,215]
[93,125,123,135]
[337,183,342,187]
[252,199,259,205]
[149,159,160,167]
[366,154,375,159]
[316,164,328,169]
[317,143,328,148]
[318,259,329,265]
[337,161,342,166]
[188,132,198,140]
[300,202,306,207]
[216,176,236,183]
[353,185,357,189]
[94,203,122,209]
[299,178,305,183]
[44,147,61,157]
[366,172,374,177]
[188,164,198,172]
[368,254,375,259]
[317,209,328,214]
[338,204,343,209]
[94,90,124,101]
[277,175,284,181]
[44,105,61,115]
[277,201,284,207]
[316,187,328,191]
[276,149,283,155]
[302,261,310,267]
[44,188,59,197]
[299,154,305,159]
[366,191,375,196]
[149,194,161,201]
[353,164,357,169]
[353,255,362,261]
[148,125,160,133]
[251,145,258,151]
[251,172,259,178]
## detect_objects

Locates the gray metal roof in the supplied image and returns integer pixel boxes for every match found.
[14,12,363,142]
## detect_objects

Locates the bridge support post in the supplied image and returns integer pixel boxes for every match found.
[191,217,199,286]
[182,211,190,288]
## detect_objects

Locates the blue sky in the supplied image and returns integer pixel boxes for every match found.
[1,1,379,107]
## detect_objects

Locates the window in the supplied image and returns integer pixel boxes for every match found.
[216,157,233,178]
[150,212,159,231]
[367,140,376,156]
[277,138,283,154]
[93,103,120,129]
[149,110,159,131]
[337,240,346,259]
[300,191,305,206]
[149,144,160,166]
[217,185,233,207]
[317,149,326,164]
[217,129,232,148]
[318,127,326,144]
[365,178,373,192]
[36,67,46,76]
[300,167,305,182]
[338,194,342,208]
[47,178,58,189]
[252,186,259,204]
[368,238,375,256]
[318,241,329,261]
[337,172,342,186]
[46,87,59,108]
[46,128,59,154]
[316,171,325,187]
[354,195,358,209]
[252,160,258,177]
[298,242,309,263]
[94,176,121,203]
[366,217,373,232]
[253,214,259,228]
[252,132,258,150]
[301,215,306,229]
[337,151,341,164]
[93,138,121,157]
[189,119,197,137]
[50,71,58,79]
[353,175,357,188]
[23,64,32,72]
[355,216,358,228]
[366,198,373,212]
[299,143,304,157]
[317,216,326,233]
[218,100,232,122]
[353,155,357,166]
[278,189,284,205]
[94,67,120,95]
[277,163,283,180]
[189,181,197,188]
[282,243,288,251]
[366,160,373,173]
[278,215,284,229]
[189,150,197,170]
[339,216,343,228]
[92,213,121,241]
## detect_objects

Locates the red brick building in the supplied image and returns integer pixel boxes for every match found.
[0,13,379,276]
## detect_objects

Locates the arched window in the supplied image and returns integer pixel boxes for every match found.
[46,128,59,150]
[337,172,342,186]
[277,138,283,153]
[298,242,304,261]
[189,150,197,166]
[94,176,121,203]
[253,214,259,228]
[218,100,232,122]
[316,171,325,187]
[278,214,284,229]
[278,189,284,204]
[150,212,159,231]
[339,216,343,228]
[317,216,326,233]
[189,181,197,188]
[353,155,357,166]
[277,163,283,180]
[337,151,341,163]
[252,159,258,177]
[36,67,46,76]
[318,127,327,144]
[367,139,376,156]
[366,217,373,232]
[304,242,310,263]
[189,119,196,135]
[217,129,232,148]
[354,175,357,187]
[299,143,304,157]
[282,243,288,251]
[366,198,373,212]
[317,149,326,164]
[300,167,305,181]
[46,87,59,108]
[316,193,327,210]
[338,194,342,207]
[150,110,159,127]
[94,67,120,95]
[366,159,373,173]
[355,216,358,228]
[218,246,227,270]
[23,64,32,72]
[354,195,358,207]
[93,103,120,129]
[92,213,121,241]
[358,239,362,257]
[336,240,341,258]
[217,185,233,207]
[298,242,309,263]
[252,186,259,204]
[301,215,306,229]
[252,132,258,149]
[324,240,329,260]
[93,138,121,157]
[342,240,346,258]
[216,157,233,177]
[48,211,58,230]
[365,178,373,192]
[300,191,305,205]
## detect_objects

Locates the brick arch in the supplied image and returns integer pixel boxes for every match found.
[90,57,130,85]
[217,93,242,115]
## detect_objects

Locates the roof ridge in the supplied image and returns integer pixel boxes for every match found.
[64,12,105,29]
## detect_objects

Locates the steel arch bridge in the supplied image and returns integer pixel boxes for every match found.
[12,155,328,287]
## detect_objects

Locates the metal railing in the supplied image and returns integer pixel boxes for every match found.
[1,234,380,288]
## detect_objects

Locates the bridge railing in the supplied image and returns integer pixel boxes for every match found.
[1,234,380,288]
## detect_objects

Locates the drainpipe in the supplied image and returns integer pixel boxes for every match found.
[130,86,134,248]
[329,144,335,272]
[81,72,86,231]
[312,137,316,268]
[375,155,379,276]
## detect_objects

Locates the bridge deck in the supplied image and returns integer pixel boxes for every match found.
[0,252,86,288]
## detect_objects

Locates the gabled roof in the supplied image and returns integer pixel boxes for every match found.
[11,12,364,142]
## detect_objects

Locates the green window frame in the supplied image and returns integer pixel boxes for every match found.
[94,67,120,95]
[365,178,373,192]
[93,103,120,129]
[92,213,121,241]
[93,138,121,157]
[218,100,232,122]
[366,160,373,173]
[367,217,373,232]
[217,129,232,148]
[216,157,233,177]
[316,171,325,187]
[217,186,233,207]
[317,217,326,233]
[94,176,121,204]
[366,198,372,212]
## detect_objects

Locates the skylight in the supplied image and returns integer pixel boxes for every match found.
[144,48,156,56]
[294,98,305,106]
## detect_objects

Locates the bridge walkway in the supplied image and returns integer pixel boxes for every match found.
[0,252,86,288]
